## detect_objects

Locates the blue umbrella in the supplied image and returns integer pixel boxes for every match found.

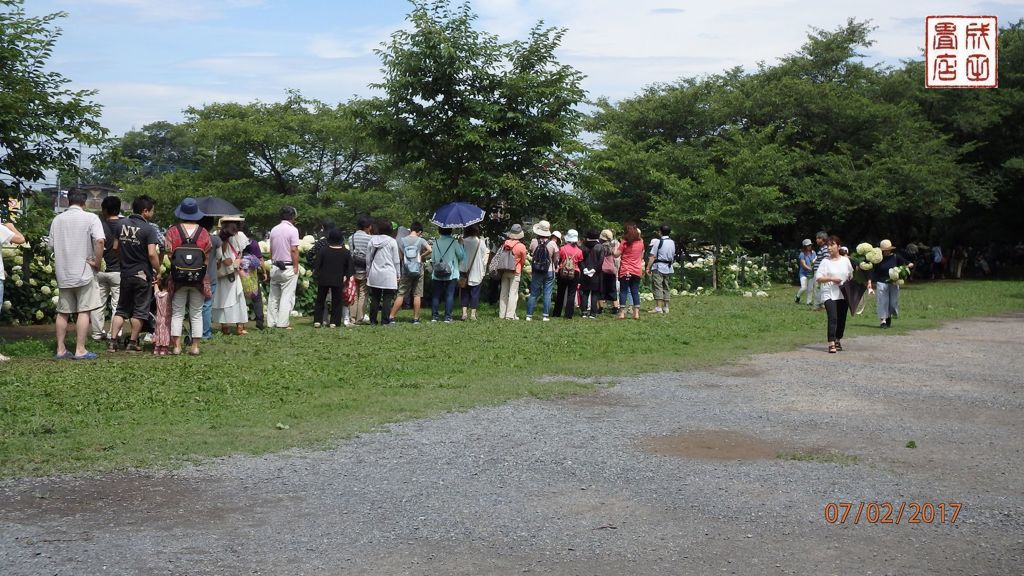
[430,202,485,228]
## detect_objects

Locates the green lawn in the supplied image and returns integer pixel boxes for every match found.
[1,280,1021,477]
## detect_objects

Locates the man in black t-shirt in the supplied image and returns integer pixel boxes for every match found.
[90,196,123,340]
[108,195,161,352]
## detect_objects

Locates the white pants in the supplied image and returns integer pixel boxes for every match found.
[876,281,899,321]
[795,275,812,304]
[90,271,121,337]
[268,267,298,327]
[171,286,204,338]
[498,272,521,319]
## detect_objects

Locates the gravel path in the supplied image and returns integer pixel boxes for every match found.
[2,314,1022,575]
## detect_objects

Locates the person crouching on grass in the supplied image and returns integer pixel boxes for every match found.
[814,235,854,354]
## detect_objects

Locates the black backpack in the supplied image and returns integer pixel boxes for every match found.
[531,239,551,274]
[170,224,207,284]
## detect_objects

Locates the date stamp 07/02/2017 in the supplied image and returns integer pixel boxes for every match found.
[824,502,962,525]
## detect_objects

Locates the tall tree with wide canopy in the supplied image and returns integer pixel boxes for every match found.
[0,0,106,194]
[368,0,587,232]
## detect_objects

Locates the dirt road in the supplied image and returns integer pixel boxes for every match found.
[2,314,1022,575]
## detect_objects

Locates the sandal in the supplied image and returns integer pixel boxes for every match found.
[835,341,843,352]
[828,343,837,354]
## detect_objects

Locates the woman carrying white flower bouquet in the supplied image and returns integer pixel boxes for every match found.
[814,236,853,354]
[866,239,912,329]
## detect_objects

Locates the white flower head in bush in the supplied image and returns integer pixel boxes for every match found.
[298,235,316,252]
[856,242,874,256]
[14,280,23,287]
[28,278,37,287]
[2,300,11,311]
[40,286,51,296]
[34,310,44,320]
[867,248,883,264]
[258,240,270,255]
[889,267,900,281]
[51,295,59,305]
[755,290,769,297]
[301,279,309,290]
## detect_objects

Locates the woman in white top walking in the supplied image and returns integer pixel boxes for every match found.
[814,235,854,354]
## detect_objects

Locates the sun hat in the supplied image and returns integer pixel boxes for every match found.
[565,229,579,243]
[174,197,205,221]
[600,229,614,242]
[552,230,562,241]
[839,246,849,254]
[507,224,525,239]
[879,239,896,252]
[532,220,551,237]
[802,238,812,247]
[218,215,245,227]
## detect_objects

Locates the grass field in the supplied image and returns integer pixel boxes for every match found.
[1,280,1021,477]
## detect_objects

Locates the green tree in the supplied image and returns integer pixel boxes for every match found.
[368,0,587,233]
[0,0,106,192]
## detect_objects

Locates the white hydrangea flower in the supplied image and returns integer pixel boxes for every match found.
[258,240,270,254]
[35,310,44,320]
[856,242,873,256]
[40,286,51,296]
[2,300,11,311]
[859,262,872,270]
[51,295,59,305]
[889,267,900,281]
[867,248,883,264]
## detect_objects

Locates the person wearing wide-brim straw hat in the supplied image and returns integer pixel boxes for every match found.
[212,215,250,336]
[166,197,214,355]
[497,224,528,319]
[526,220,557,321]
[867,239,913,329]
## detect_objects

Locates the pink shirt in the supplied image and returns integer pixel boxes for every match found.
[558,244,583,268]
[269,220,299,262]
[618,239,644,278]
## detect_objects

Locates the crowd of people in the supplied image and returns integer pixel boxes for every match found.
[14,192,1011,361]
[0,196,689,361]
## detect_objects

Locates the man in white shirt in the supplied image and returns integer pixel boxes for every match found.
[0,219,27,361]
[49,189,105,360]
[646,224,676,314]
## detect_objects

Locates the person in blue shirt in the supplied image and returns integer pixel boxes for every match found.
[795,239,816,305]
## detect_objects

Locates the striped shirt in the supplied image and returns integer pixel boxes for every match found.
[49,205,104,288]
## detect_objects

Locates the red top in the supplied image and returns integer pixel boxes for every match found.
[618,239,645,278]
[558,244,584,269]
[502,239,528,273]
[165,223,212,288]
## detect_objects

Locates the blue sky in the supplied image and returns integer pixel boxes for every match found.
[26,0,1024,141]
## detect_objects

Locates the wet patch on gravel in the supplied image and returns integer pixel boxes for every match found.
[639,430,786,460]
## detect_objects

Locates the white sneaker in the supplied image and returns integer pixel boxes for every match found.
[313,322,321,328]
[542,316,550,322]
[525,316,532,321]
[362,314,370,323]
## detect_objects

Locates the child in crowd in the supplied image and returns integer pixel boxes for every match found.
[152,277,172,356]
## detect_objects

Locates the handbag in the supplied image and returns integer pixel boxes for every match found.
[458,239,481,288]
[342,276,357,305]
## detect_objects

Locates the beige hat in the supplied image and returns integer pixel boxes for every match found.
[532,220,551,237]
[552,230,562,241]
[218,215,245,227]
[879,239,896,252]
[599,229,614,242]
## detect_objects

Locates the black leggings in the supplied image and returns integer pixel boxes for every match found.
[370,288,396,325]
[824,299,849,342]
